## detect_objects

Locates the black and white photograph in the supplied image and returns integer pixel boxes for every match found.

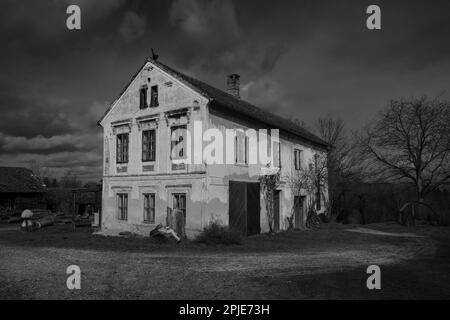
[0,0,449,306]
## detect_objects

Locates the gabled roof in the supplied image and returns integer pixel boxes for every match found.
[0,167,46,193]
[99,58,329,149]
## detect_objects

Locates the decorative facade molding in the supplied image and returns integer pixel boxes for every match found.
[164,107,193,126]
[111,119,132,134]
[136,114,160,131]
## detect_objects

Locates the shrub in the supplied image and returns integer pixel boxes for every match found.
[318,213,329,223]
[195,221,242,245]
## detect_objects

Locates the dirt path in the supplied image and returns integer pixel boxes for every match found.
[0,224,448,299]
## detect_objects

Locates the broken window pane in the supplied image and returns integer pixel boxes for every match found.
[139,86,148,109]
[150,85,159,107]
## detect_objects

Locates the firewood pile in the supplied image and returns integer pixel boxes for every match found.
[5,209,94,232]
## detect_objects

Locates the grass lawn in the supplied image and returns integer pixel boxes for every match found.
[0,222,449,299]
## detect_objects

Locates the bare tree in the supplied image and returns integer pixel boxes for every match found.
[356,97,450,221]
[60,170,83,188]
[259,167,281,233]
[29,160,50,183]
[315,114,361,220]
[285,153,328,229]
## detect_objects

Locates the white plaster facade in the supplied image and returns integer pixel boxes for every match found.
[98,59,328,238]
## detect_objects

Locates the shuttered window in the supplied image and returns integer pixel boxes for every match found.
[273,141,281,168]
[235,132,248,164]
[294,149,302,170]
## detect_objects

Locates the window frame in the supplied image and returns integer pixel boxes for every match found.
[170,125,187,160]
[172,193,186,219]
[117,193,128,221]
[143,193,156,224]
[273,141,281,168]
[234,131,248,165]
[150,85,159,108]
[314,154,322,211]
[142,129,156,162]
[294,148,302,171]
[116,133,129,164]
[139,86,148,109]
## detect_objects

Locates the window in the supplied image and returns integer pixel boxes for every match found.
[294,149,302,170]
[139,86,148,109]
[172,193,186,218]
[143,193,155,223]
[117,193,128,220]
[116,134,129,164]
[314,154,322,211]
[235,132,248,164]
[150,85,159,107]
[142,130,156,162]
[273,141,281,168]
[171,125,187,160]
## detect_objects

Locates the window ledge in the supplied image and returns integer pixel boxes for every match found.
[235,163,249,167]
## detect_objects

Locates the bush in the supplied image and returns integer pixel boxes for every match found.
[195,221,242,245]
[318,213,329,223]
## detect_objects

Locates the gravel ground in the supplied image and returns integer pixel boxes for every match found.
[0,222,449,299]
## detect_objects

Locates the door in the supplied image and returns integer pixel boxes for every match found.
[246,183,260,236]
[229,181,260,236]
[294,196,304,229]
[172,193,186,237]
[273,190,281,232]
[229,182,247,235]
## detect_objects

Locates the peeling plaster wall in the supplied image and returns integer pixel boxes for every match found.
[100,62,209,237]
[99,60,328,238]
[102,175,206,238]
[206,108,328,232]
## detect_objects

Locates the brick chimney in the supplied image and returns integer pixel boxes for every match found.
[227,74,240,98]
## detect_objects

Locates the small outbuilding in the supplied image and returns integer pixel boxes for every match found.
[0,166,46,214]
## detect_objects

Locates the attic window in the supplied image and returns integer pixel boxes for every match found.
[139,86,148,109]
[150,85,159,107]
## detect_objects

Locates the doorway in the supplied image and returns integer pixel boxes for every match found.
[229,181,261,236]
[273,190,281,232]
[172,193,186,237]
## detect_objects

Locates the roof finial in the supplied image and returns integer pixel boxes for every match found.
[151,48,159,61]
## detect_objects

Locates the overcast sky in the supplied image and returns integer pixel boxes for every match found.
[0,0,449,181]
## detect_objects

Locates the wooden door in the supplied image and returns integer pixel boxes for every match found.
[229,181,261,236]
[229,181,247,236]
[246,183,260,236]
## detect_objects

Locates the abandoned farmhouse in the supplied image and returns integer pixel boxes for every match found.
[98,57,329,238]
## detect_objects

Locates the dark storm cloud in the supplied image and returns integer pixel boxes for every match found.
[118,10,148,41]
[0,0,449,180]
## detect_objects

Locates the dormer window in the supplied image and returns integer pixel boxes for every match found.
[150,85,159,107]
[139,86,148,109]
